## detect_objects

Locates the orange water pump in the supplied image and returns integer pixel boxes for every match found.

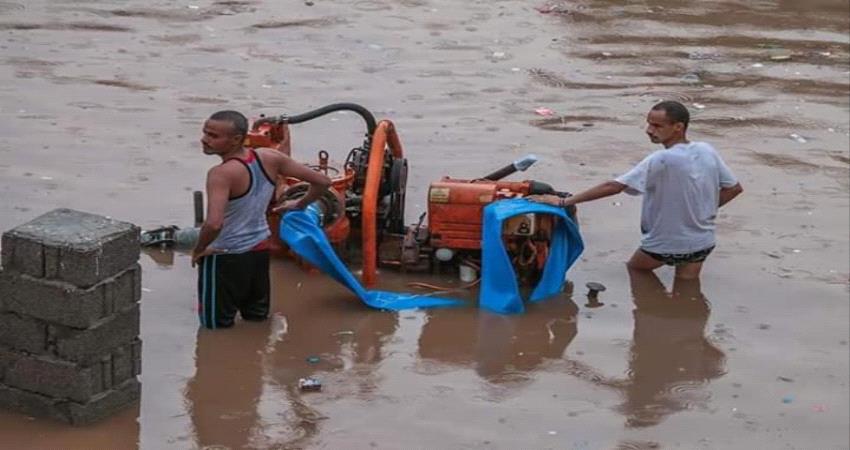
[244,103,573,287]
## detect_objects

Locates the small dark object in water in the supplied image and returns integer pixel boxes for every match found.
[299,377,322,391]
[585,281,606,308]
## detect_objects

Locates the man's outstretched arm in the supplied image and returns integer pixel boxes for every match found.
[719,182,743,207]
[528,180,627,207]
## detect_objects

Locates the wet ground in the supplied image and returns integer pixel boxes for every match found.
[0,0,848,448]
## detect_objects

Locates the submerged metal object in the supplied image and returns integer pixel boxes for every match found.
[585,281,606,308]
[140,226,199,249]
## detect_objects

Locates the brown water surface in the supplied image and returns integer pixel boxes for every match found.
[0,0,848,448]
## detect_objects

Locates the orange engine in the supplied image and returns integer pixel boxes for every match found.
[427,177,559,251]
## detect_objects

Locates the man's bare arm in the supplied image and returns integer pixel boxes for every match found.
[719,183,743,207]
[193,167,230,260]
[528,180,627,208]
[271,154,332,212]
[563,180,628,206]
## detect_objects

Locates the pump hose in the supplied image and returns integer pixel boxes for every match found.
[272,103,377,135]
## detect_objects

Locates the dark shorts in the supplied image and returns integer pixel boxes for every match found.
[197,250,270,329]
[641,246,715,266]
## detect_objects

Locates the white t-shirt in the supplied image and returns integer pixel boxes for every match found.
[614,141,738,254]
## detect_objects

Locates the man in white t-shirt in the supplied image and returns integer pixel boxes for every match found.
[530,101,743,280]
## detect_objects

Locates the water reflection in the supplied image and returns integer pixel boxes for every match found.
[184,262,398,448]
[186,323,268,450]
[419,291,579,385]
[617,269,726,427]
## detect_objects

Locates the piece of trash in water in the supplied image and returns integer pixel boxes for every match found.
[298,377,322,391]
[40,176,53,180]
[188,5,200,9]
[782,395,794,404]
[680,72,701,84]
[792,249,801,253]
[333,330,355,336]
[757,323,771,330]
[770,54,792,61]
[296,282,303,290]
[547,431,558,436]
[142,288,153,293]
[511,67,521,72]
[601,51,612,57]
[306,356,321,364]
[692,102,706,110]
[305,0,315,5]
[751,63,764,68]
[777,376,794,382]
[612,201,622,206]
[812,404,827,412]
[492,51,507,59]
[534,107,555,116]
[789,133,807,143]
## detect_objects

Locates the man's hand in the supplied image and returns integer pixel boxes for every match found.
[191,247,217,267]
[526,194,566,207]
[271,199,303,214]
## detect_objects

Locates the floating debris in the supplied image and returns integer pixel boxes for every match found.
[534,107,555,117]
[789,133,807,143]
[298,377,322,392]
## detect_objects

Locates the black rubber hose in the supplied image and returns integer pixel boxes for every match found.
[284,103,377,135]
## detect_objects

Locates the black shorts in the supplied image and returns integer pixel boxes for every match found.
[197,250,270,329]
[641,246,715,266]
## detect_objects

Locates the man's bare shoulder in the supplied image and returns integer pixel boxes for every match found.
[207,159,244,181]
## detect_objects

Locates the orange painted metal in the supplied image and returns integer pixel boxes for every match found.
[428,178,538,250]
[361,120,404,287]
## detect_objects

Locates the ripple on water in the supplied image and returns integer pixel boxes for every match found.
[353,0,390,12]
[615,440,661,450]
[0,1,24,13]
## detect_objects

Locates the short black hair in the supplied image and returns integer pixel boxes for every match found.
[651,101,690,130]
[208,110,248,137]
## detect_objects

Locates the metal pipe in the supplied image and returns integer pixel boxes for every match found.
[361,120,404,287]
[482,154,538,180]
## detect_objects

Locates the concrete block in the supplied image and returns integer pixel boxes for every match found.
[0,347,23,382]
[131,339,142,377]
[111,339,142,386]
[66,378,140,425]
[1,233,44,279]
[1,209,140,287]
[0,313,46,354]
[0,384,68,423]
[0,265,140,329]
[4,355,103,403]
[53,305,140,364]
[0,379,140,425]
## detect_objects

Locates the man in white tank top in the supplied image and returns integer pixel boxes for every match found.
[531,101,743,280]
[191,110,331,329]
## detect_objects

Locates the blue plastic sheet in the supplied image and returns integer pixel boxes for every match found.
[279,199,583,313]
[280,207,462,310]
[479,199,583,314]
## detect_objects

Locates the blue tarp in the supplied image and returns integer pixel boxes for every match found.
[279,199,583,313]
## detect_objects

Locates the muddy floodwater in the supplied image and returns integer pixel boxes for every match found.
[1,0,848,448]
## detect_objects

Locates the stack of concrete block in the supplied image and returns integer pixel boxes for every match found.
[0,208,142,425]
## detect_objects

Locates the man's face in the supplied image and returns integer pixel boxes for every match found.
[645,109,682,144]
[201,119,242,155]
